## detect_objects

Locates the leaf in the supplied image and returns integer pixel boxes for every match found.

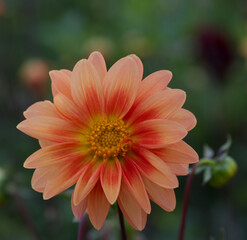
[217,135,232,157]
[203,166,212,185]
[203,144,215,159]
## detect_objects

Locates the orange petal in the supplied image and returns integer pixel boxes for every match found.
[118,183,147,231]
[166,163,189,176]
[71,191,87,220]
[152,141,199,164]
[103,56,139,119]
[73,162,102,205]
[129,150,178,188]
[39,140,53,148]
[128,54,143,81]
[121,158,151,213]
[17,117,81,143]
[50,70,72,99]
[87,181,110,230]
[100,158,122,204]
[136,70,172,105]
[54,93,89,126]
[43,160,84,199]
[88,51,107,82]
[24,142,86,169]
[133,119,187,148]
[127,89,186,124]
[24,101,58,119]
[142,176,176,212]
[31,167,55,193]
[71,59,104,119]
[169,109,197,131]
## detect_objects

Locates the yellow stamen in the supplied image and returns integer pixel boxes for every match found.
[87,119,132,159]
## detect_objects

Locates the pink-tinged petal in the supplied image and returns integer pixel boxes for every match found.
[24,143,86,169]
[73,162,102,205]
[17,117,81,143]
[126,89,186,125]
[129,54,143,81]
[50,70,72,99]
[24,101,59,119]
[54,93,89,126]
[136,148,178,184]
[43,160,84,199]
[87,181,110,230]
[103,56,139,118]
[71,59,104,119]
[121,158,151,213]
[142,176,176,212]
[71,191,87,220]
[133,119,187,149]
[126,149,178,189]
[88,51,107,81]
[31,167,55,193]
[169,109,197,131]
[152,141,199,164]
[136,70,172,105]
[100,158,122,204]
[118,184,147,231]
[166,163,189,176]
[39,140,53,148]
[127,155,178,189]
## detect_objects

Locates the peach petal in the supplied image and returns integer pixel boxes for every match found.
[24,143,86,169]
[39,140,54,148]
[142,176,176,212]
[43,160,84,199]
[71,59,104,119]
[121,158,151,213]
[133,119,187,148]
[169,108,197,131]
[73,162,102,206]
[136,148,178,183]
[136,70,172,105]
[100,158,122,204]
[50,70,72,99]
[152,141,199,164]
[88,51,107,81]
[54,93,89,126]
[127,154,178,189]
[128,54,143,81]
[166,163,189,176]
[87,181,110,230]
[118,184,147,231]
[103,56,139,118]
[31,167,55,193]
[71,191,87,220]
[127,89,186,125]
[24,101,58,119]
[17,117,81,143]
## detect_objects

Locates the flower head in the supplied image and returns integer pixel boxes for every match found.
[17,52,198,230]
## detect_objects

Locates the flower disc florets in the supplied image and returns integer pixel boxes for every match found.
[87,119,132,159]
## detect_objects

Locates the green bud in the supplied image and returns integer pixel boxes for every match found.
[209,156,237,188]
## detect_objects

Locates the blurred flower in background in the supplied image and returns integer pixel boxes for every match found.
[197,27,234,83]
[0,0,5,17]
[19,59,50,98]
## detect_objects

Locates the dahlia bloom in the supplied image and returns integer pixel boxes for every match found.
[17,52,198,230]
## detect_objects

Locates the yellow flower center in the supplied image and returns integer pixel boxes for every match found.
[87,119,133,159]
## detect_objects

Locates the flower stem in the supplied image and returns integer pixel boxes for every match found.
[77,214,88,240]
[178,166,196,240]
[117,204,127,240]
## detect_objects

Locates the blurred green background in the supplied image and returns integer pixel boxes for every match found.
[1,0,247,239]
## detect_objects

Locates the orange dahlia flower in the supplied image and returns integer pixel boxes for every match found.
[17,52,198,230]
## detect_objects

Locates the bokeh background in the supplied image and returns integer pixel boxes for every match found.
[1,0,247,239]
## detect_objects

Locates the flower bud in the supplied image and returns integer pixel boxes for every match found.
[209,156,237,188]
